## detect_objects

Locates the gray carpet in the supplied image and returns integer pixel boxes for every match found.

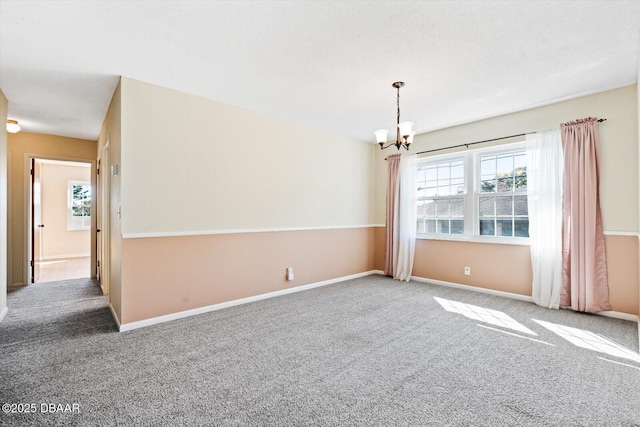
[1,275,639,426]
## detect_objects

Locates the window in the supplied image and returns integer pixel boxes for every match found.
[68,181,91,230]
[416,159,465,235]
[477,150,528,237]
[416,142,529,241]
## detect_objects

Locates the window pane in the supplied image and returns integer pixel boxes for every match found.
[417,219,426,234]
[479,197,495,216]
[424,181,437,197]
[426,220,436,234]
[480,156,496,176]
[438,220,450,234]
[514,152,527,190]
[496,153,513,177]
[425,200,436,216]
[451,220,464,235]
[497,219,513,237]
[437,164,450,181]
[425,165,437,181]
[451,177,464,195]
[437,199,449,216]
[515,219,529,237]
[496,176,512,192]
[480,179,496,193]
[514,195,528,215]
[496,196,513,216]
[479,219,495,236]
[451,163,464,179]
[417,201,427,217]
[437,185,450,196]
[450,199,464,217]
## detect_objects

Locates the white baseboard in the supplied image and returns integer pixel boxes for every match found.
[0,307,8,323]
[384,272,638,323]
[408,274,535,302]
[108,303,121,331]
[118,270,378,332]
[596,311,639,322]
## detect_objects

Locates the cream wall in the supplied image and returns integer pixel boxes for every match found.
[0,89,8,319]
[120,77,376,236]
[40,163,91,259]
[112,77,377,326]
[7,132,97,285]
[374,85,639,315]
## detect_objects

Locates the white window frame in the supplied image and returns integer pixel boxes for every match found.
[416,157,466,236]
[67,180,91,231]
[416,141,529,246]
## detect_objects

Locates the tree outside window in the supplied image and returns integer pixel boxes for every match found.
[68,181,91,230]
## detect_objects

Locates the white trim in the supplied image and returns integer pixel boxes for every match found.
[109,303,121,331]
[118,270,377,332]
[416,234,530,246]
[41,253,90,260]
[408,275,535,302]
[0,307,8,323]
[122,225,384,239]
[603,231,639,237]
[596,311,639,322]
[387,273,639,323]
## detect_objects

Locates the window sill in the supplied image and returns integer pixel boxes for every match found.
[416,233,530,246]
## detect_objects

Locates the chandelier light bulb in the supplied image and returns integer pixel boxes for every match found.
[374,129,389,144]
[398,121,414,138]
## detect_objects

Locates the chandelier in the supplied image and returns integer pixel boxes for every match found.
[374,81,415,150]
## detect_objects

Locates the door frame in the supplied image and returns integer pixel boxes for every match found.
[31,158,42,283]
[96,140,110,295]
[23,154,97,285]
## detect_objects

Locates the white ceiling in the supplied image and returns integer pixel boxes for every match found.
[1,1,639,142]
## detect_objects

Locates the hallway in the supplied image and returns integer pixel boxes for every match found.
[36,256,91,283]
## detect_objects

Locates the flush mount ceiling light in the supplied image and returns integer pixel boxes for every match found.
[374,81,415,150]
[6,119,21,133]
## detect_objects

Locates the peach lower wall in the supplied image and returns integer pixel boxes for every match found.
[119,227,376,324]
[374,227,639,316]
[605,235,639,316]
[412,239,533,297]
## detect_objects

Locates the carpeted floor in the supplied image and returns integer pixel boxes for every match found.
[1,276,639,426]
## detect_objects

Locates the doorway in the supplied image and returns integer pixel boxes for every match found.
[30,159,92,283]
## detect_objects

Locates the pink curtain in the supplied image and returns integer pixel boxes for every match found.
[560,117,611,312]
[384,154,401,276]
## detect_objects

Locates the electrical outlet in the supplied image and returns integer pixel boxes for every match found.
[286,267,294,281]
[464,266,471,276]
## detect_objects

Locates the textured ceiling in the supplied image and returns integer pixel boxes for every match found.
[1,1,639,142]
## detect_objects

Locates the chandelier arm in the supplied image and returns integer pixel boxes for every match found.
[379,142,399,150]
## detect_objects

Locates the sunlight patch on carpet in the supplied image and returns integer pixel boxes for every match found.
[533,319,640,364]
[434,296,536,335]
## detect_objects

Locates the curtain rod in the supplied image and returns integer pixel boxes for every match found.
[384,118,606,159]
